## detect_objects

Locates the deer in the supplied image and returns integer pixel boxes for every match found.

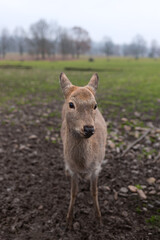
[59,72,107,227]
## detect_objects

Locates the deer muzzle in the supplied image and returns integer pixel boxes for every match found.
[83,125,95,138]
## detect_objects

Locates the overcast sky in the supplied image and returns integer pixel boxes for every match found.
[0,0,160,44]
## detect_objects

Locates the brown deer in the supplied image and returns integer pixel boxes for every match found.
[60,73,107,226]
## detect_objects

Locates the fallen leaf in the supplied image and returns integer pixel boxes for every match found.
[147,177,156,184]
[146,122,154,128]
[156,129,160,133]
[121,118,128,122]
[135,127,148,131]
[106,186,110,191]
[128,185,137,193]
[29,135,37,140]
[134,131,140,138]
[137,189,147,199]
[148,190,156,195]
[51,137,56,141]
[38,205,43,210]
[120,187,128,193]
[114,190,118,200]
[108,140,115,149]
[19,145,29,151]
[116,147,120,153]
[134,111,141,117]
[124,125,131,131]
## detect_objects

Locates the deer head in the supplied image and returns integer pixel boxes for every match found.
[60,73,99,138]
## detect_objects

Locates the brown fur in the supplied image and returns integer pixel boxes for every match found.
[59,73,107,226]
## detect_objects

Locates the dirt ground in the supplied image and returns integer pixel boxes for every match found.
[0,99,160,240]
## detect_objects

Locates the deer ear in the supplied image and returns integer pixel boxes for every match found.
[87,73,99,95]
[59,72,72,98]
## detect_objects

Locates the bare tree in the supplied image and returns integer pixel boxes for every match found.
[103,37,114,59]
[58,29,73,59]
[14,27,26,59]
[27,19,57,59]
[149,40,159,58]
[0,28,9,59]
[131,35,147,59]
[71,26,91,58]
[122,44,130,57]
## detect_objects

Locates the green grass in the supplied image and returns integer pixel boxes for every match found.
[46,126,53,131]
[135,184,142,190]
[136,206,142,214]
[141,148,157,157]
[146,215,160,228]
[0,58,160,118]
[121,119,145,129]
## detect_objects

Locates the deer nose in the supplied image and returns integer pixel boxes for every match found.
[84,125,95,137]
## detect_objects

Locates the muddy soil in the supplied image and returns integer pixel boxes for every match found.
[0,100,160,240]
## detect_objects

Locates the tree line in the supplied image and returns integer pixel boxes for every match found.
[0,19,160,60]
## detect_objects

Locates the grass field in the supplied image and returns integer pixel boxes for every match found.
[0,58,160,238]
[0,58,160,119]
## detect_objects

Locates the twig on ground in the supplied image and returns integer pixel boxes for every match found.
[121,129,151,157]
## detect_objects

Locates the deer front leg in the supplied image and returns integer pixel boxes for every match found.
[90,173,102,224]
[66,174,78,227]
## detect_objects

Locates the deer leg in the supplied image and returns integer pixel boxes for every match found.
[66,174,78,227]
[90,173,102,224]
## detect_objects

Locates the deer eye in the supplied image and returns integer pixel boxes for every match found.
[94,104,97,110]
[69,102,75,109]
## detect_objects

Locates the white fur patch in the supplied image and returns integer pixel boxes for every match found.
[65,164,74,176]
[94,165,101,176]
